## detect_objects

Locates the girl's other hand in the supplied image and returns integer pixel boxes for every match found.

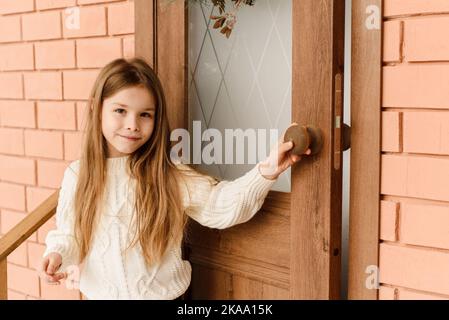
[38,252,66,285]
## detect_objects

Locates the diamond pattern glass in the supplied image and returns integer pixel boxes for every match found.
[188,0,292,192]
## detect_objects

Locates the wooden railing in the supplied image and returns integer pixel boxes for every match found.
[0,190,59,300]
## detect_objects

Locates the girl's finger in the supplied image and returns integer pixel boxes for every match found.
[45,275,60,284]
[280,141,294,153]
[54,272,67,280]
[46,272,66,284]
[46,260,60,275]
[290,154,301,163]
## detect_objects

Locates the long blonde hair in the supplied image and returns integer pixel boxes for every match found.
[74,57,210,268]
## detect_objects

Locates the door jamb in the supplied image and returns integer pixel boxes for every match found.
[348,0,383,300]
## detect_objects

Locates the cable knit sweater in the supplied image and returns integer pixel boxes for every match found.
[42,156,277,300]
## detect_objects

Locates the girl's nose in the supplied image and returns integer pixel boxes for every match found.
[126,118,140,131]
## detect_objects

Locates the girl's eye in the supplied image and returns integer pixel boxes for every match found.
[114,109,153,118]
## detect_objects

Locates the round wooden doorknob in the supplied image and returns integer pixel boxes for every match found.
[283,124,323,156]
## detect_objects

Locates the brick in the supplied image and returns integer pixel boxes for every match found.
[24,72,62,100]
[0,127,24,155]
[37,217,56,244]
[41,280,81,300]
[63,6,106,38]
[0,73,23,99]
[64,131,84,161]
[7,290,26,300]
[0,0,34,15]
[37,101,76,130]
[403,112,449,155]
[37,160,69,188]
[0,16,21,43]
[36,0,77,10]
[1,210,37,240]
[63,70,99,100]
[380,285,449,300]
[379,243,449,295]
[28,242,46,271]
[123,36,135,59]
[400,202,449,250]
[0,100,36,129]
[76,37,122,68]
[381,154,449,202]
[108,2,135,35]
[397,287,449,300]
[0,183,25,211]
[0,155,35,185]
[22,11,61,41]
[24,130,63,159]
[0,209,26,234]
[7,242,28,267]
[383,21,402,63]
[380,200,398,242]
[384,0,449,17]
[7,263,40,297]
[35,40,76,70]
[26,187,55,212]
[0,43,34,71]
[78,0,122,4]
[28,232,38,242]
[76,102,88,131]
[383,65,449,109]
[382,111,401,152]
[379,286,396,300]
[404,17,449,62]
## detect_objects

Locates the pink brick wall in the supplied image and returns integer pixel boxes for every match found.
[380,0,449,300]
[0,0,135,300]
[3,0,447,302]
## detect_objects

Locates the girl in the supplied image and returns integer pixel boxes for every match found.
[37,57,310,300]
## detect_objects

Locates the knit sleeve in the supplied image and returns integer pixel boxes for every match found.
[178,163,277,229]
[42,162,80,273]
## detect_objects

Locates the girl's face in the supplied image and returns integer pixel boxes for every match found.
[101,85,157,158]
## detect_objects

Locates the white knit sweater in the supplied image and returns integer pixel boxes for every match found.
[43,156,277,300]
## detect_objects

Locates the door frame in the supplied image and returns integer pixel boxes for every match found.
[348,0,383,300]
[135,0,345,299]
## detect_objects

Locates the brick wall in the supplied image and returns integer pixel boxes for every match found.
[380,0,449,300]
[0,0,135,300]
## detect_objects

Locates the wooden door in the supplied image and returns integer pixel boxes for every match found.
[136,0,345,299]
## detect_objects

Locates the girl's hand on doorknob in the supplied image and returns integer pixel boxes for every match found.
[258,123,312,180]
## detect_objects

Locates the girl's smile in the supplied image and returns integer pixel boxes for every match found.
[119,134,142,141]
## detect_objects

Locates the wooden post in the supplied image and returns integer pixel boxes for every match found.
[0,259,7,300]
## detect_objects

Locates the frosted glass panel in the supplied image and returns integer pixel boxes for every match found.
[188,0,292,192]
